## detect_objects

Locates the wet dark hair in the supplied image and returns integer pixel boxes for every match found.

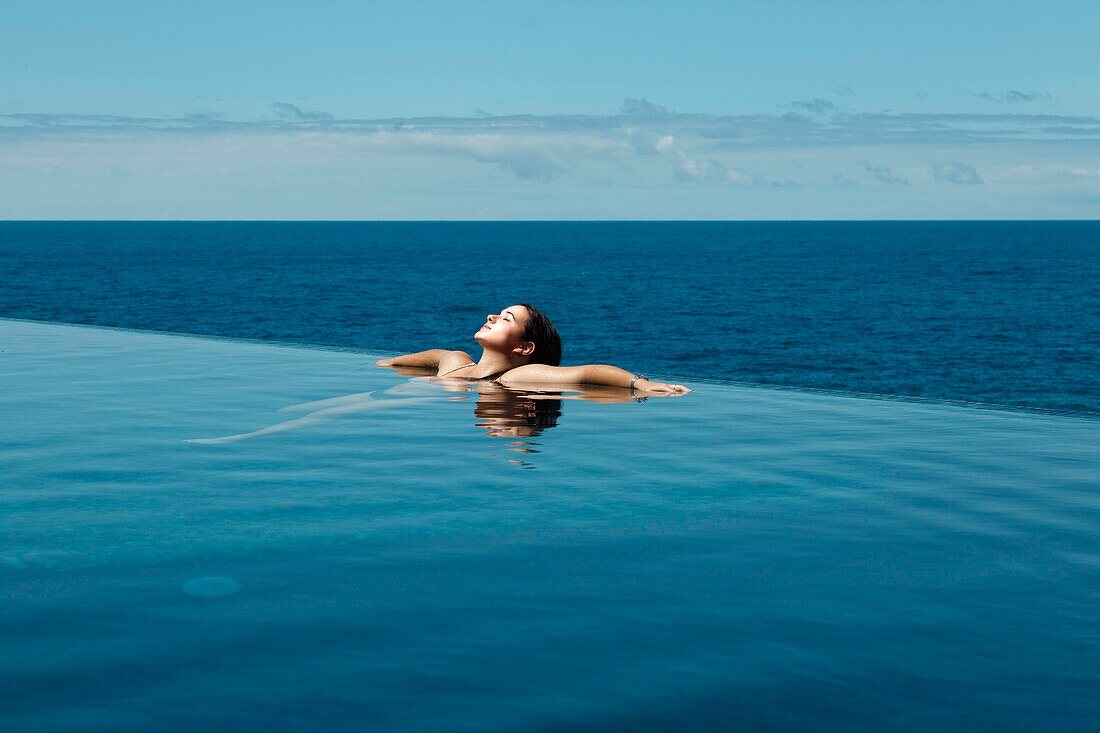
[519,303,562,366]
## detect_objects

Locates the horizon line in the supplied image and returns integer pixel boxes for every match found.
[2,216,1100,222]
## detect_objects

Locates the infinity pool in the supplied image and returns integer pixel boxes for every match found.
[2,319,1097,731]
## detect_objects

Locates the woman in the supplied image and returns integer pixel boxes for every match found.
[376,303,690,395]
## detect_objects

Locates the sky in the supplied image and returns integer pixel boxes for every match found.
[2,1,1099,220]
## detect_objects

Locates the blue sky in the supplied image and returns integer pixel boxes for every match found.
[2,1,1098,219]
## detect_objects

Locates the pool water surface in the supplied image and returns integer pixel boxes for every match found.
[2,319,1097,731]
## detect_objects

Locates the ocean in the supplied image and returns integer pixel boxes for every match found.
[2,220,1097,413]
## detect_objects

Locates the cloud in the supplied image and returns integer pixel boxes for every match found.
[833,84,854,97]
[4,106,1099,149]
[183,110,222,122]
[619,125,752,185]
[674,153,751,184]
[862,161,909,185]
[620,97,669,117]
[0,112,163,128]
[4,101,1100,189]
[374,129,631,181]
[930,161,983,185]
[271,101,334,121]
[786,98,836,116]
[978,90,1051,104]
[623,128,675,155]
[1041,125,1100,136]
[1004,90,1050,103]
[473,146,564,180]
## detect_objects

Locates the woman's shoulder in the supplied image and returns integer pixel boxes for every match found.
[497,363,585,385]
[437,350,476,376]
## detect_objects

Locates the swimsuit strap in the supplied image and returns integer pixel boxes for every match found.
[438,362,476,377]
[438,363,510,382]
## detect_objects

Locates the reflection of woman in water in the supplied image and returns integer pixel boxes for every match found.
[376,303,690,396]
[472,381,563,438]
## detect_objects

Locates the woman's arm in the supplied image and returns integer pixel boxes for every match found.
[376,349,472,370]
[500,364,690,394]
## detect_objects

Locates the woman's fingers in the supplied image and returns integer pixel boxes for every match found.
[638,381,692,395]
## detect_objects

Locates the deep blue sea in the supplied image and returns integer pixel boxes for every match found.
[2,221,1097,412]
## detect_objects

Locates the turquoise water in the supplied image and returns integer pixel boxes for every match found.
[2,319,1098,731]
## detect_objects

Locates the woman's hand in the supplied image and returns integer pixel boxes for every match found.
[375,358,396,367]
[634,378,691,395]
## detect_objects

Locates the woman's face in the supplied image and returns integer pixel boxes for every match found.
[474,305,531,352]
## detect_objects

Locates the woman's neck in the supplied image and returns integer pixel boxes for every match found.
[470,349,520,378]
